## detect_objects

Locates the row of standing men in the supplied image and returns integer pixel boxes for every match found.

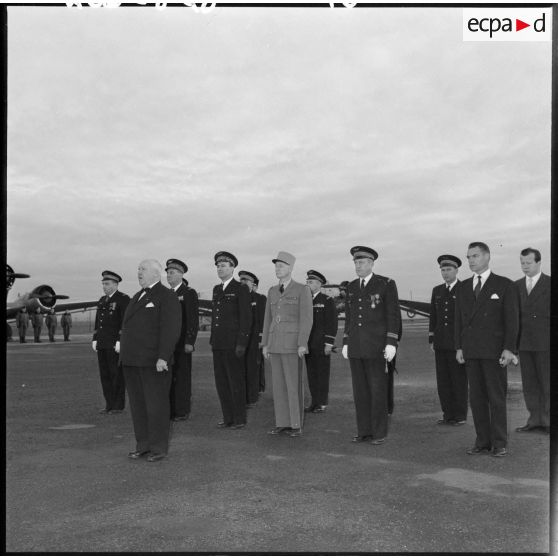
[15,308,73,343]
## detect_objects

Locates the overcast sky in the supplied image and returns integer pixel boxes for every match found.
[7,5,551,305]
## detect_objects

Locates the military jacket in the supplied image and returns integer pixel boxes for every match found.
[174,280,199,349]
[210,278,252,350]
[16,311,29,329]
[45,313,57,328]
[429,281,460,351]
[93,290,131,349]
[61,313,72,327]
[31,313,43,328]
[308,292,338,355]
[343,274,400,358]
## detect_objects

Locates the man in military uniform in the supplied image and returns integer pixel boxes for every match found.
[429,254,467,426]
[304,270,338,413]
[253,280,267,394]
[61,310,72,341]
[45,309,57,342]
[92,270,131,414]
[238,270,263,408]
[342,246,400,445]
[16,307,29,343]
[31,308,43,342]
[210,252,252,429]
[166,258,199,422]
[262,251,313,437]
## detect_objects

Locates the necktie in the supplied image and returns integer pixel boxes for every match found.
[526,277,533,295]
[360,279,365,290]
[279,284,284,294]
[474,275,482,299]
[446,284,450,291]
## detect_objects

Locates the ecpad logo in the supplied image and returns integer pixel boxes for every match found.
[463,9,551,42]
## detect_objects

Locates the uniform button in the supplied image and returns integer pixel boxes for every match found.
[358,323,362,326]
[359,307,362,310]
[358,315,362,318]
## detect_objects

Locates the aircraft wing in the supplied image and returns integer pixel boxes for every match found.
[6,300,99,321]
[398,299,431,318]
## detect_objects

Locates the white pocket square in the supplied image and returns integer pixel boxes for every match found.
[145,302,155,308]
[490,293,500,300]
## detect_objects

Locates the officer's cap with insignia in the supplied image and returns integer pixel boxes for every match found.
[214,251,238,267]
[272,251,296,266]
[239,270,258,284]
[350,246,378,261]
[101,270,122,283]
[306,269,326,284]
[165,258,188,274]
[437,254,461,268]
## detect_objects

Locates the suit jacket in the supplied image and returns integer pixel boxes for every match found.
[93,290,131,350]
[210,278,252,350]
[261,280,313,353]
[429,281,460,351]
[120,281,181,367]
[174,280,199,349]
[515,273,550,352]
[455,272,519,359]
[343,274,400,358]
[308,292,338,354]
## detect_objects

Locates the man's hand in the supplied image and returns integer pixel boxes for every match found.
[324,344,333,356]
[156,359,168,372]
[384,345,396,362]
[114,341,120,354]
[429,343,435,353]
[342,345,348,359]
[297,346,307,358]
[262,346,270,360]
[235,345,246,358]
[184,344,194,353]
[92,340,97,352]
[456,349,465,364]
[499,349,515,367]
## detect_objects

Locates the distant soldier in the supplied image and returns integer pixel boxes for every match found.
[514,248,550,434]
[15,307,29,343]
[342,246,400,445]
[61,310,72,341]
[92,270,130,415]
[210,251,252,429]
[253,280,267,394]
[165,258,199,422]
[429,255,467,426]
[45,310,57,342]
[238,270,263,408]
[31,308,43,342]
[304,270,338,413]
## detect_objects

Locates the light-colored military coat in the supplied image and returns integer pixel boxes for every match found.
[261,280,313,354]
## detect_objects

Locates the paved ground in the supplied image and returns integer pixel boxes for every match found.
[6,321,551,553]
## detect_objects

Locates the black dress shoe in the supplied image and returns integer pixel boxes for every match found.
[217,421,232,428]
[312,405,327,413]
[452,420,466,426]
[370,437,386,445]
[515,424,538,432]
[437,418,455,425]
[466,446,491,455]
[289,428,302,437]
[172,415,189,422]
[128,450,149,459]
[352,435,370,443]
[268,427,288,435]
[146,453,167,462]
[491,448,507,458]
[231,423,246,429]
[108,409,123,415]
[99,408,109,414]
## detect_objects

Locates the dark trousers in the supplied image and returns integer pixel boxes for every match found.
[18,328,27,343]
[305,352,331,407]
[519,350,550,428]
[245,340,260,404]
[349,357,389,439]
[259,355,266,393]
[213,349,247,425]
[33,326,41,342]
[435,349,468,421]
[123,365,172,455]
[466,359,508,450]
[48,326,56,342]
[170,350,193,418]
[97,348,126,411]
[387,358,396,415]
[62,325,71,341]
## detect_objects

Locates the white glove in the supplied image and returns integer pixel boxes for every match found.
[384,345,396,362]
[342,345,348,359]
[114,341,120,354]
[92,340,97,352]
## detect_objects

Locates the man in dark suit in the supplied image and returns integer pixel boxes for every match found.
[92,270,131,415]
[120,260,181,462]
[455,242,519,458]
[238,270,263,408]
[253,281,267,394]
[166,258,199,422]
[429,254,467,426]
[341,246,400,445]
[304,270,338,413]
[514,248,550,434]
[210,252,252,429]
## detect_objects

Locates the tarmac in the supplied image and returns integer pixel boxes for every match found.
[5,321,552,553]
